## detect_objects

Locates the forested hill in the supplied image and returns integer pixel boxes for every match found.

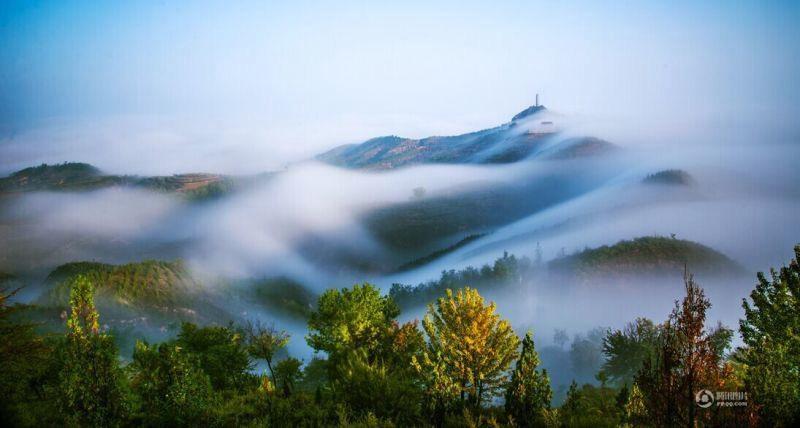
[31,260,317,333]
[38,260,202,308]
[316,104,617,170]
[548,236,745,278]
[0,162,239,200]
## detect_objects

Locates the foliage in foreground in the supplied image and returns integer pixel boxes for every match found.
[2,245,800,427]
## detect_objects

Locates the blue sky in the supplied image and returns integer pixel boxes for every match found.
[1,0,799,171]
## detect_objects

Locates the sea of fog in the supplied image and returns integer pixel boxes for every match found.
[1,124,799,367]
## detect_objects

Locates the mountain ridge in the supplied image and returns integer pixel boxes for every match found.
[316,104,616,170]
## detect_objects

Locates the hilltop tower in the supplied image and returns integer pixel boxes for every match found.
[535,93,539,107]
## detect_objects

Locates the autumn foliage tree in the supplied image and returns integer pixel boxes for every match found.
[415,287,519,413]
[634,273,732,427]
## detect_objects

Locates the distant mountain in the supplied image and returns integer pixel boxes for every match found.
[0,162,121,192]
[548,236,745,279]
[0,162,249,200]
[316,105,616,170]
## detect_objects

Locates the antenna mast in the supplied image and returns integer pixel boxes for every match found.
[535,93,539,107]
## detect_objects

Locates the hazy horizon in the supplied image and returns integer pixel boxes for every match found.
[2,0,800,175]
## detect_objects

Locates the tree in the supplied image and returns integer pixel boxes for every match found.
[505,331,552,427]
[305,283,425,424]
[306,283,399,362]
[333,349,424,425]
[274,357,303,396]
[415,287,519,410]
[0,285,54,425]
[176,322,252,391]
[634,272,730,427]
[241,319,289,384]
[59,275,127,427]
[570,327,605,382]
[553,328,569,349]
[623,383,647,425]
[130,341,214,425]
[559,381,622,427]
[601,317,661,386]
[740,244,800,426]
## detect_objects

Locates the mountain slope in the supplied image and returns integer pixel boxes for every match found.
[548,237,745,278]
[316,105,614,170]
[38,259,203,308]
[0,162,251,200]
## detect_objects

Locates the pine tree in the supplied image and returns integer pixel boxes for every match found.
[59,275,127,427]
[505,330,552,427]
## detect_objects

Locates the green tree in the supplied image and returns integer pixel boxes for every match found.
[305,283,424,424]
[333,349,424,425]
[569,328,605,383]
[176,322,252,391]
[559,381,621,428]
[601,317,661,386]
[130,341,214,426]
[59,275,127,427]
[306,283,399,361]
[505,330,552,427]
[274,357,303,396]
[0,286,56,425]
[241,319,289,384]
[740,244,800,426]
[414,287,519,410]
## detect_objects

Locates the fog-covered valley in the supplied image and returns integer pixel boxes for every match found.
[2,107,799,371]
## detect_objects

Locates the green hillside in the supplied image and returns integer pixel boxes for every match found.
[548,236,744,278]
[393,233,486,272]
[39,259,201,308]
[0,162,125,193]
[34,260,317,330]
[0,162,240,201]
[390,252,536,309]
[251,277,318,319]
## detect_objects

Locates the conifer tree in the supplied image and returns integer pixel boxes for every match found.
[59,275,127,427]
[505,330,552,427]
[740,244,800,426]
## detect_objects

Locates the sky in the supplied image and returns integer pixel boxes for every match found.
[1,0,799,174]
